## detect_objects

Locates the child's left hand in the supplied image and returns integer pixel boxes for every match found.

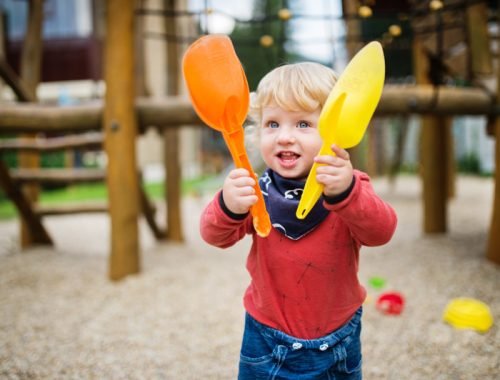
[314,144,354,197]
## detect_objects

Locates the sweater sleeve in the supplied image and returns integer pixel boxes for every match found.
[200,190,253,248]
[323,170,397,247]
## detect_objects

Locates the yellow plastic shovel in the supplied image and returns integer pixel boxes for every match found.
[296,41,385,219]
[182,35,271,237]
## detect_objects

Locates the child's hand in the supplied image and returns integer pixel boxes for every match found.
[222,168,258,215]
[314,144,354,197]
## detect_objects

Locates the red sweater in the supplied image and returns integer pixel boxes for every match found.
[200,170,397,339]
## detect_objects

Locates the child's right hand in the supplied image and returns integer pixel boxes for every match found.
[222,168,258,215]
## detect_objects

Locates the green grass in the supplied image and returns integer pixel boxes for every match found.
[0,183,109,220]
[0,175,218,220]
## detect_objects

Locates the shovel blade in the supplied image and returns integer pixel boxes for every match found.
[182,35,250,130]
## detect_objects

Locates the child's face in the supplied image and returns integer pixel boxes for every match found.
[259,105,322,181]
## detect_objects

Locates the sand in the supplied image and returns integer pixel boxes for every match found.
[0,175,498,379]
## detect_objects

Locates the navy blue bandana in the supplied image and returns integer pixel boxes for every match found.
[259,169,329,240]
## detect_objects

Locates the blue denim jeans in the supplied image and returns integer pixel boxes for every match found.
[238,308,362,380]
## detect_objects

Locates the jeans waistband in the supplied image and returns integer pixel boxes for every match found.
[248,307,362,351]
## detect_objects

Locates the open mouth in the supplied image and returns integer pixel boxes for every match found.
[277,151,300,167]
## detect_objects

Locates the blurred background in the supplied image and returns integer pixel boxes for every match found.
[0,0,495,198]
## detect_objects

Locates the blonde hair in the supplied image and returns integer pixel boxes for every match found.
[248,62,338,125]
[244,62,337,166]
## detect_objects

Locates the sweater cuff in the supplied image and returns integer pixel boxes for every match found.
[219,191,250,220]
[323,176,356,205]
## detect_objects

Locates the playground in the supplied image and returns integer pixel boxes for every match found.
[0,175,498,379]
[1,1,500,379]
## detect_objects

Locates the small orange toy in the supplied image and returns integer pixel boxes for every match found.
[182,35,271,237]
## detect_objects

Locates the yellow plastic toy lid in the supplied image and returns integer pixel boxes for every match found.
[442,298,494,333]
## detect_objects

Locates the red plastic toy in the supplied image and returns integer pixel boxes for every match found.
[376,292,405,315]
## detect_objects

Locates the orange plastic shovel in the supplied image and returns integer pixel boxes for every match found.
[296,41,385,219]
[182,35,271,237]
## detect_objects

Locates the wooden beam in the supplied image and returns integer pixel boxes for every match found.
[139,184,166,240]
[378,86,495,115]
[0,58,35,102]
[0,133,103,152]
[0,97,201,133]
[35,202,108,216]
[104,0,140,281]
[136,97,201,127]
[0,102,103,133]
[0,161,52,245]
[0,86,497,134]
[10,168,106,184]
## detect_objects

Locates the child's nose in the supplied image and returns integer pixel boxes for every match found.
[277,126,296,144]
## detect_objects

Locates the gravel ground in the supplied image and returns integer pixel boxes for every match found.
[0,175,498,380]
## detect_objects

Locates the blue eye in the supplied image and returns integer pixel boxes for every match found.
[297,121,310,129]
[268,121,279,129]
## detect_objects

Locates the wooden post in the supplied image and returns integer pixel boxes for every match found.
[486,8,500,264]
[104,0,140,280]
[0,59,35,101]
[0,9,5,58]
[19,0,44,247]
[164,0,183,241]
[20,0,43,100]
[487,118,500,264]
[164,129,183,241]
[421,116,448,232]
[342,0,362,59]
[341,0,365,171]
[1,9,37,103]
[388,115,410,183]
[135,0,149,97]
[445,119,455,199]
[366,120,378,176]
[0,161,52,245]
[466,2,492,76]
[413,37,448,233]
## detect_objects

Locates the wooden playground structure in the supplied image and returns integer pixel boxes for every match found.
[0,0,499,281]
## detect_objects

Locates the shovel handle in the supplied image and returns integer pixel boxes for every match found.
[222,130,272,237]
[296,143,334,220]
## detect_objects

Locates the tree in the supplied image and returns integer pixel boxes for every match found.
[230,0,290,90]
